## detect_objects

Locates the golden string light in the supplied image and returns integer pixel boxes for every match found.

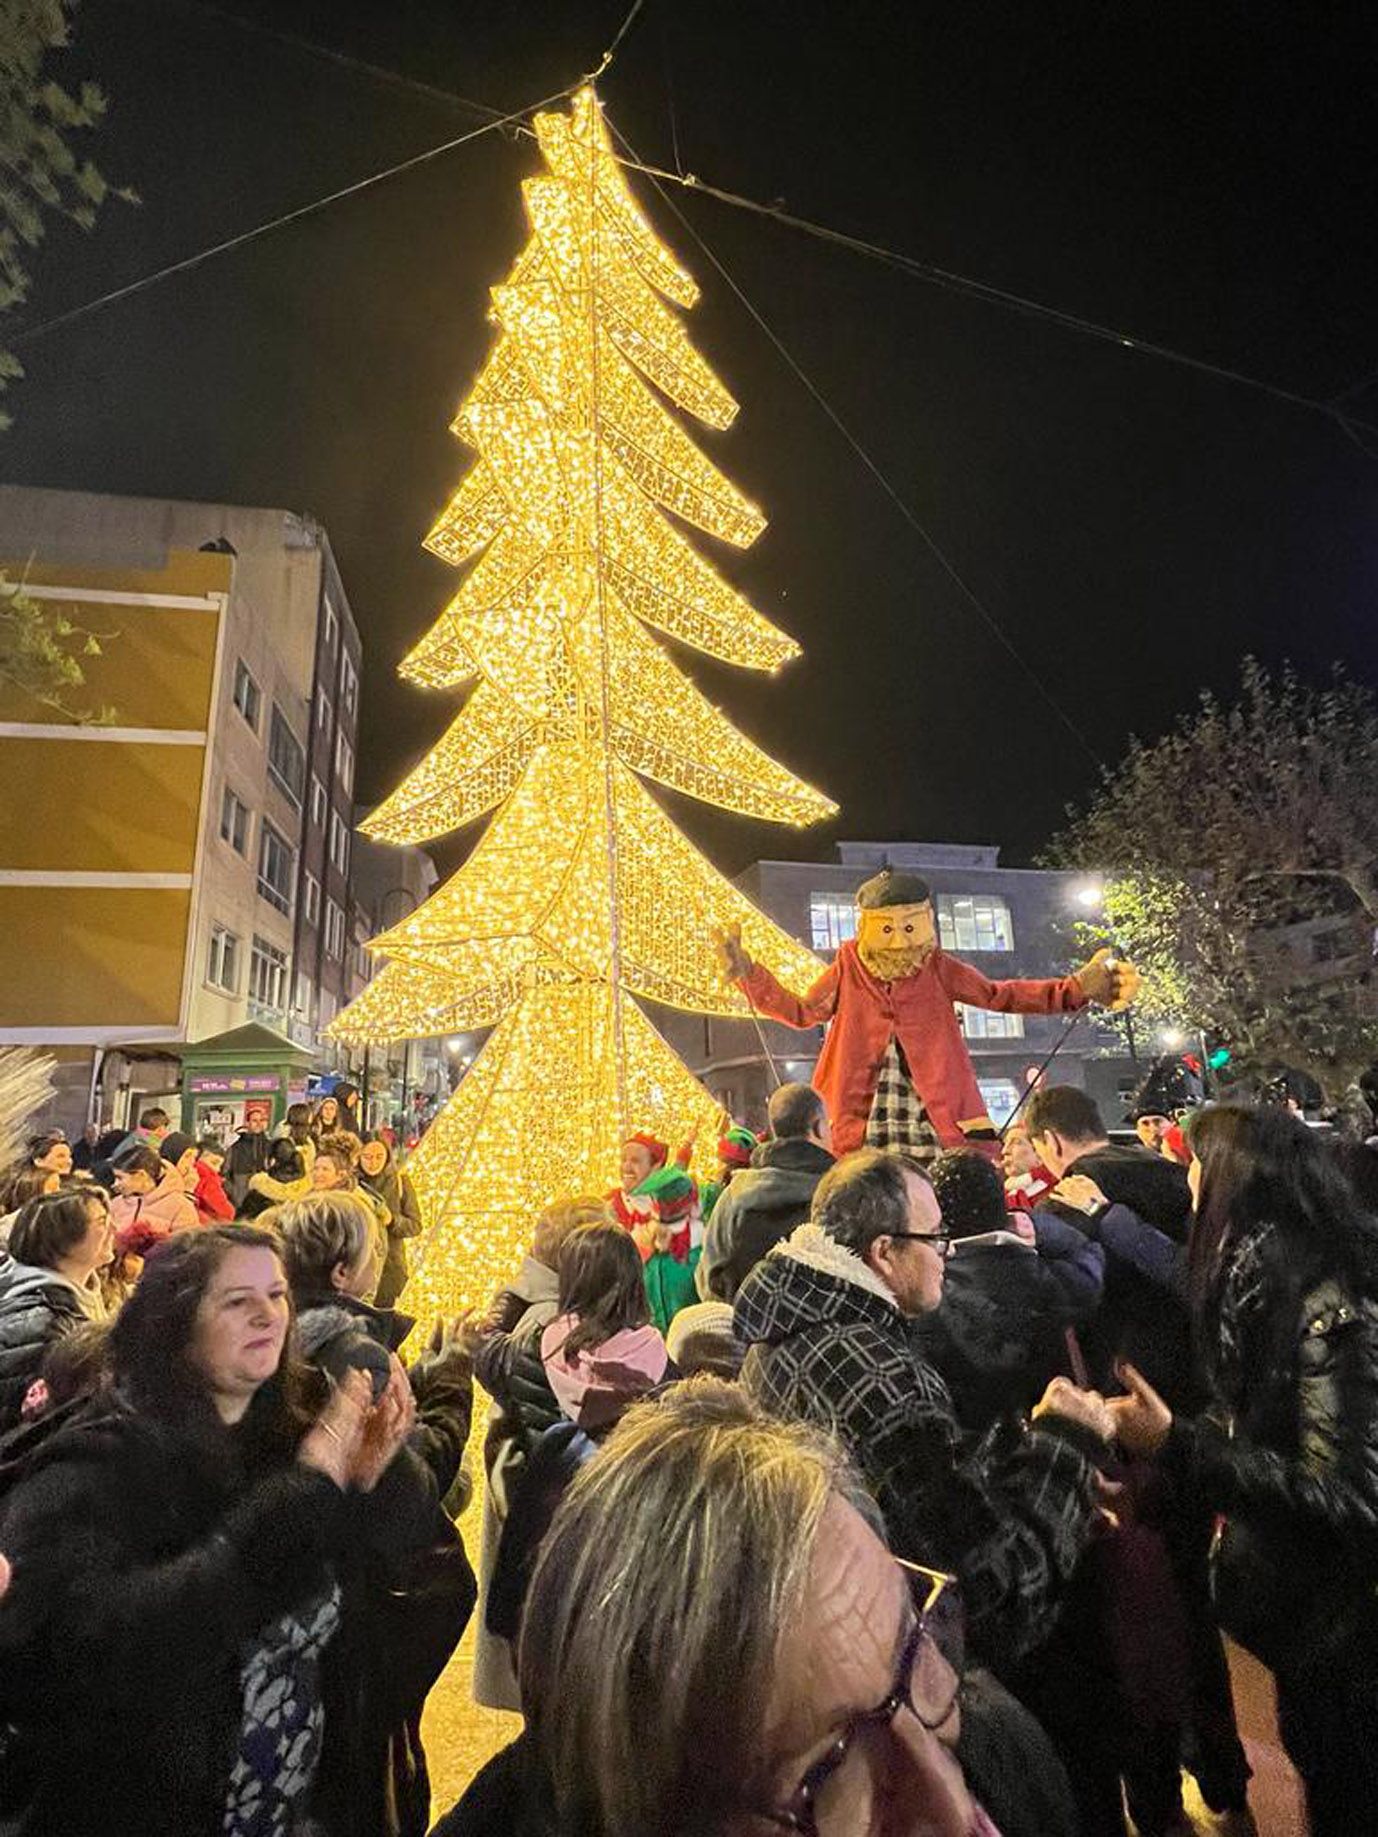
[330,84,834,1308]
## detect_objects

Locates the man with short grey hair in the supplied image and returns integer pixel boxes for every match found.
[697,1081,833,1301]
[735,1146,1110,1666]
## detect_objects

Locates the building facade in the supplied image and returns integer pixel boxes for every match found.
[0,485,365,1134]
[659,840,1138,1132]
[342,823,446,1134]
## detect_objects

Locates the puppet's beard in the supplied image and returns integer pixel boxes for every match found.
[857,940,933,981]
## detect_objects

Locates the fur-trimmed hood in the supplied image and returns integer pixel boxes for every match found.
[734,1220,899,1352]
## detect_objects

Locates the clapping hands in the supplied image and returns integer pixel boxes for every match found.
[298,1357,416,1493]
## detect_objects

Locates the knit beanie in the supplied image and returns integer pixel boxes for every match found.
[856,868,931,910]
[717,1125,758,1169]
[665,1302,743,1379]
[633,1163,696,1222]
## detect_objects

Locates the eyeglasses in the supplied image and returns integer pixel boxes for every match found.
[886,1229,953,1257]
[758,1561,964,1835]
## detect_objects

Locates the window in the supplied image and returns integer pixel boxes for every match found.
[303,872,320,926]
[809,892,857,953]
[206,925,240,992]
[267,706,305,807]
[310,775,327,828]
[232,660,261,731]
[341,654,358,720]
[329,810,350,876]
[248,936,287,1015]
[957,1005,1025,1040]
[324,898,346,959]
[257,820,295,915]
[219,786,249,856]
[293,969,313,1015]
[355,940,373,982]
[316,693,330,735]
[936,894,1013,953]
[977,1079,1022,1127]
[323,593,338,653]
[334,729,354,796]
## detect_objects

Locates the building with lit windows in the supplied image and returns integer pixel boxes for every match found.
[0,484,365,1134]
[660,841,1137,1131]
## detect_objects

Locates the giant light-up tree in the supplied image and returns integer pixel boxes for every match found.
[331,87,833,1309]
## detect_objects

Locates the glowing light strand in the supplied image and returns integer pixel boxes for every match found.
[330,86,833,1307]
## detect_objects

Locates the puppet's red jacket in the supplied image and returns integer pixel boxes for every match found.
[739,940,1088,1156]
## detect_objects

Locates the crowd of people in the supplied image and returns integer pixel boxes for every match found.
[0,1064,1376,1836]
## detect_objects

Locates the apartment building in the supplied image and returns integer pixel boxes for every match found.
[0,485,364,1132]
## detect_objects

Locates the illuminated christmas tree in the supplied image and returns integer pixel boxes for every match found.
[332,87,833,1308]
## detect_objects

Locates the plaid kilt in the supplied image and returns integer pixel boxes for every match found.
[865,1037,942,1160]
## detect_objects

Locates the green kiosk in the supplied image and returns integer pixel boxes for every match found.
[179,1022,315,1146]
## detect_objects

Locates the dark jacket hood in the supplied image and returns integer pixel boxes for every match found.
[751,1134,835,1175]
[295,1288,415,1353]
[734,1223,900,1350]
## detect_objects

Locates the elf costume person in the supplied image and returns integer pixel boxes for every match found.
[700,1124,759,1224]
[607,1131,667,1231]
[633,1163,702,1335]
[714,867,1139,1161]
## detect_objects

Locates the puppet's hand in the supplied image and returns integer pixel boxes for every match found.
[713,922,753,984]
[1074,947,1141,1011]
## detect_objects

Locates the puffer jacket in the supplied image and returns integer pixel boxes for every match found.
[473,1257,564,1458]
[108,1174,198,1255]
[0,1259,101,1431]
[735,1223,1102,1666]
[1161,1222,1378,1673]
[917,1217,1104,1431]
[697,1137,835,1301]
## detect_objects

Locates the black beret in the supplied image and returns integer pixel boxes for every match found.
[856,869,932,910]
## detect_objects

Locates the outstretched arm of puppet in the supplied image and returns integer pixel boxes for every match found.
[939,947,1140,1015]
[712,922,841,1028]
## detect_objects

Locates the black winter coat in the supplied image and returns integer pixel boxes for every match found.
[473,1258,563,1462]
[0,1401,352,1837]
[917,1218,1104,1431]
[697,1137,835,1301]
[735,1224,1102,1667]
[1161,1220,1378,1675]
[1048,1145,1199,1408]
[292,1291,477,1837]
[0,1258,94,1433]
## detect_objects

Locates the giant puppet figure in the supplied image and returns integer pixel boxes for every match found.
[714,868,1139,1159]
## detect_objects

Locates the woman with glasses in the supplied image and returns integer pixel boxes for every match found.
[434,1379,1003,1837]
[1107,1103,1378,1836]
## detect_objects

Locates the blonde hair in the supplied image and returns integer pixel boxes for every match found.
[278,1189,374,1291]
[531,1194,612,1270]
[519,1378,858,1835]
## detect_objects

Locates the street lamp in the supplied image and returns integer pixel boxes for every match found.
[1073,882,1103,910]
[1161,1027,1186,1050]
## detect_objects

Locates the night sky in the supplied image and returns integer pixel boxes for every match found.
[7,0,1377,875]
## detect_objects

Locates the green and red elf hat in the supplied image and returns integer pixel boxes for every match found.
[718,1125,758,1169]
[633,1163,697,1223]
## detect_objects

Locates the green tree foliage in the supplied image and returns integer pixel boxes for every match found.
[1050,659,1378,1094]
[1,1,130,429]
[0,572,114,721]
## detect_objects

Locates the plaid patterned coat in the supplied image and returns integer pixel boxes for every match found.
[735,1224,1101,1666]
